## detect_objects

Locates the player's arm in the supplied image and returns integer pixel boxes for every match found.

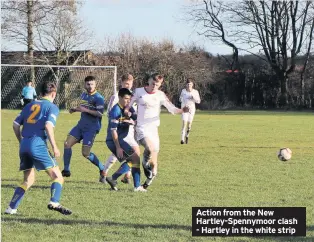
[179,89,184,103]
[111,129,123,159]
[45,123,60,157]
[122,107,136,125]
[79,107,102,117]
[106,95,115,116]
[33,88,37,100]
[45,106,60,157]
[13,123,22,143]
[13,112,24,143]
[69,93,84,113]
[80,96,105,117]
[129,107,137,121]
[161,92,189,114]
[192,90,201,104]
[109,109,124,159]
[21,87,25,99]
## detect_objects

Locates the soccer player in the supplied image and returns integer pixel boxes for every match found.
[179,78,201,144]
[126,73,189,190]
[61,76,106,182]
[105,88,146,191]
[5,82,72,215]
[103,74,134,184]
[21,80,37,107]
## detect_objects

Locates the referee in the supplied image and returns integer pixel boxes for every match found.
[21,80,37,107]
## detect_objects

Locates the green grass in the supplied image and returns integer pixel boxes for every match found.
[1,110,314,242]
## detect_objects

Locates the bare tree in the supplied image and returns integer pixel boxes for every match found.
[186,0,239,70]
[98,34,214,104]
[1,0,78,80]
[187,0,314,106]
[234,1,314,106]
[34,2,92,66]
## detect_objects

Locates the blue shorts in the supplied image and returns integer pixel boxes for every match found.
[106,140,134,162]
[69,125,98,146]
[19,137,58,171]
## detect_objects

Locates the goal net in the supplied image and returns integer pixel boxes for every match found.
[1,64,117,109]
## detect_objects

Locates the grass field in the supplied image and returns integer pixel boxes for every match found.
[1,109,314,242]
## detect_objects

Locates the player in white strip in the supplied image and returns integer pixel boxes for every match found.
[179,78,201,144]
[126,73,189,190]
[103,74,134,183]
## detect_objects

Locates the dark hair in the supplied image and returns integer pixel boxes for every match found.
[118,88,133,97]
[26,80,32,84]
[143,73,150,85]
[41,82,57,96]
[150,73,164,82]
[84,76,96,82]
[121,74,133,82]
[186,78,194,84]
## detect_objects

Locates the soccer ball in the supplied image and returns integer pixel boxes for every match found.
[277,148,292,161]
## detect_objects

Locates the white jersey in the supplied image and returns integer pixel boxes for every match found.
[106,94,119,116]
[130,87,181,127]
[106,92,137,116]
[179,89,201,110]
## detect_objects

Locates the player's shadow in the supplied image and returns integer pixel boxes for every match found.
[1,178,102,186]
[1,179,126,191]
[1,183,114,192]
[1,184,51,189]
[63,180,104,185]
[2,217,191,231]
[308,225,314,231]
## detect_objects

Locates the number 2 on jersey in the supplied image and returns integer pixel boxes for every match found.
[27,104,41,124]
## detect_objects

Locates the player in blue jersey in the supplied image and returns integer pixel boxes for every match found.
[103,74,135,184]
[62,76,106,182]
[21,80,37,107]
[5,82,72,215]
[105,88,146,192]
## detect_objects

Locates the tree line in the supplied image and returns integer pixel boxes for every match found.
[1,0,314,109]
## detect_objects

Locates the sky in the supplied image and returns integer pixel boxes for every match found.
[1,0,235,55]
[79,0,233,55]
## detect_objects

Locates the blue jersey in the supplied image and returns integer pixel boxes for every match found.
[14,98,59,139]
[77,91,105,131]
[106,103,136,142]
[22,86,37,99]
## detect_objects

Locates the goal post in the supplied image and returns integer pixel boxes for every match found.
[1,64,117,109]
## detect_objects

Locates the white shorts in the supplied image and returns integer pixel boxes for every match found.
[181,109,196,122]
[136,125,160,152]
[123,128,138,147]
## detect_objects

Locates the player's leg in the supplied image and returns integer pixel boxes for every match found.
[5,143,35,214]
[139,135,159,190]
[185,122,192,144]
[121,167,132,184]
[103,153,118,177]
[120,135,136,184]
[32,141,72,215]
[106,161,131,190]
[46,167,71,215]
[5,168,35,214]
[117,136,143,190]
[181,116,188,144]
[23,98,32,107]
[105,140,136,190]
[81,131,105,182]
[129,145,146,191]
[185,111,195,144]
[62,126,80,177]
